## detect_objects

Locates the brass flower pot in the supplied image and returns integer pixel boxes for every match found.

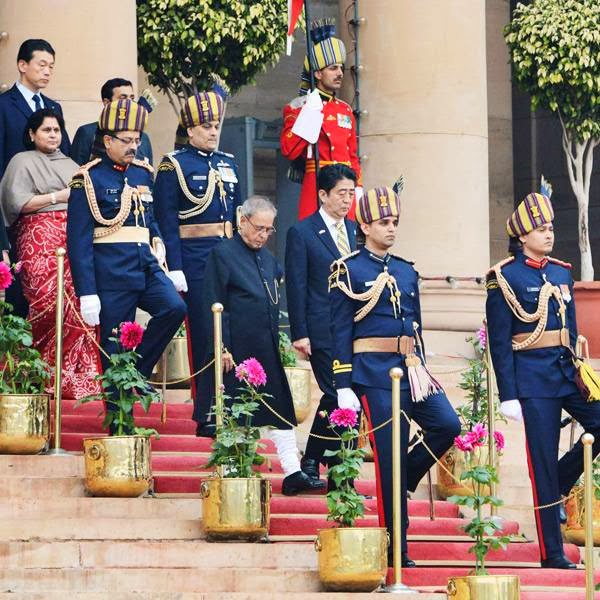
[562,484,600,545]
[200,477,271,541]
[284,365,312,424]
[447,575,520,599]
[83,435,152,497]
[155,336,190,388]
[0,393,49,454]
[315,527,388,592]
[437,445,493,499]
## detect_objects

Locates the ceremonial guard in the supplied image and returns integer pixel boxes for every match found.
[280,20,362,220]
[486,192,600,569]
[329,186,460,566]
[67,99,187,421]
[153,90,241,437]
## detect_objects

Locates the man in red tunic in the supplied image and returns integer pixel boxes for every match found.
[280,20,362,220]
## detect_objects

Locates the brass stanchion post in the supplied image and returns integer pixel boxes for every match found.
[212,303,224,429]
[383,367,416,594]
[484,319,498,517]
[582,433,595,600]
[47,247,68,456]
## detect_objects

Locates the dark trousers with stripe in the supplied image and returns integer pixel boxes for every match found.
[521,394,600,560]
[304,348,346,466]
[358,385,460,553]
[98,270,187,432]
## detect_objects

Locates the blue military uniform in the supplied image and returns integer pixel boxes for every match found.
[67,155,186,381]
[153,144,241,423]
[329,246,460,555]
[486,251,600,563]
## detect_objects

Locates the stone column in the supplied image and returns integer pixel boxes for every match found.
[340,0,491,353]
[0,0,138,140]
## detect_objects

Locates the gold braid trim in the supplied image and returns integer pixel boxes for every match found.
[166,154,226,221]
[329,257,401,322]
[493,264,566,351]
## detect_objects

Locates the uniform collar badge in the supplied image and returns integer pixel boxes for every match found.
[525,257,548,269]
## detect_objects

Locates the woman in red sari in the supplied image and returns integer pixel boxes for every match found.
[0,108,100,398]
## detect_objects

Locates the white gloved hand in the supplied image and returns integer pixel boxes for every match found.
[291,89,324,144]
[354,186,364,202]
[500,399,523,422]
[80,294,101,327]
[337,387,361,411]
[167,270,188,293]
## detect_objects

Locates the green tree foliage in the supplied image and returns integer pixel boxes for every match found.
[505,1,600,280]
[137,0,289,113]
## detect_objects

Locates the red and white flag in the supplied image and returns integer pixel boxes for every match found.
[287,0,304,55]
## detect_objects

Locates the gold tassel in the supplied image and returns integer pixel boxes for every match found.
[576,360,600,401]
[405,354,443,402]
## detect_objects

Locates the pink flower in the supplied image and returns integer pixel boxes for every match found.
[464,423,488,448]
[235,357,267,387]
[0,262,13,290]
[13,261,22,274]
[318,410,328,419]
[119,321,144,350]
[329,408,358,428]
[494,430,505,452]
[477,326,487,351]
[454,434,474,452]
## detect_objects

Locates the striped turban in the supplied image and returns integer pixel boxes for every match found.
[506,193,554,238]
[179,91,224,129]
[299,20,346,94]
[99,99,148,133]
[356,187,400,225]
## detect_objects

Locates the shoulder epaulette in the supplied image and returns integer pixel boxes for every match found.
[335,97,352,111]
[389,252,414,265]
[214,149,234,159]
[132,158,154,174]
[168,149,185,156]
[547,256,572,269]
[74,157,102,177]
[330,250,359,271]
[486,255,515,278]
[158,158,176,172]
[69,174,84,189]
[288,95,307,110]
[485,256,515,290]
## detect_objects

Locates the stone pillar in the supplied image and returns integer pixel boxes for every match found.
[0,0,138,140]
[340,0,490,353]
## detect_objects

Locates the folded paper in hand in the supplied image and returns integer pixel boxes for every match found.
[291,89,324,144]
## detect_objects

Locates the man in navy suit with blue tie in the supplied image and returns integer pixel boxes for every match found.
[0,39,70,315]
[285,164,357,485]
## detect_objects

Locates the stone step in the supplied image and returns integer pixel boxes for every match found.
[0,495,457,520]
[0,594,444,600]
[0,539,580,569]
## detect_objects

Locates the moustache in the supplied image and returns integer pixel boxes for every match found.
[125,150,136,157]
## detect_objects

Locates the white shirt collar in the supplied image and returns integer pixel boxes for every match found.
[319,206,341,231]
[16,81,44,110]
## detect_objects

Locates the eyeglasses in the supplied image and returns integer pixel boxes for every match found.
[246,218,276,236]
[110,135,141,146]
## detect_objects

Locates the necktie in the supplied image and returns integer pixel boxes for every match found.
[32,94,41,112]
[335,222,350,256]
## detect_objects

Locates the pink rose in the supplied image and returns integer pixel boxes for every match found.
[464,423,488,448]
[0,262,13,290]
[235,357,267,387]
[329,408,358,428]
[318,410,328,419]
[119,321,145,350]
[454,434,474,453]
[13,261,22,274]
[494,430,505,452]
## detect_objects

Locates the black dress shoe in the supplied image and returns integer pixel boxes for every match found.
[300,457,320,480]
[195,422,216,439]
[282,470,326,495]
[541,555,577,569]
[559,503,567,524]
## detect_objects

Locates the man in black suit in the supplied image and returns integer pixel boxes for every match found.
[0,39,69,314]
[285,164,357,486]
[0,39,70,179]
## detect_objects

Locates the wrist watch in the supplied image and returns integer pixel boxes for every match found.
[50,192,57,205]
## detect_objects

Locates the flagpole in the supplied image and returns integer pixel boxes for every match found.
[303,0,321,206]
